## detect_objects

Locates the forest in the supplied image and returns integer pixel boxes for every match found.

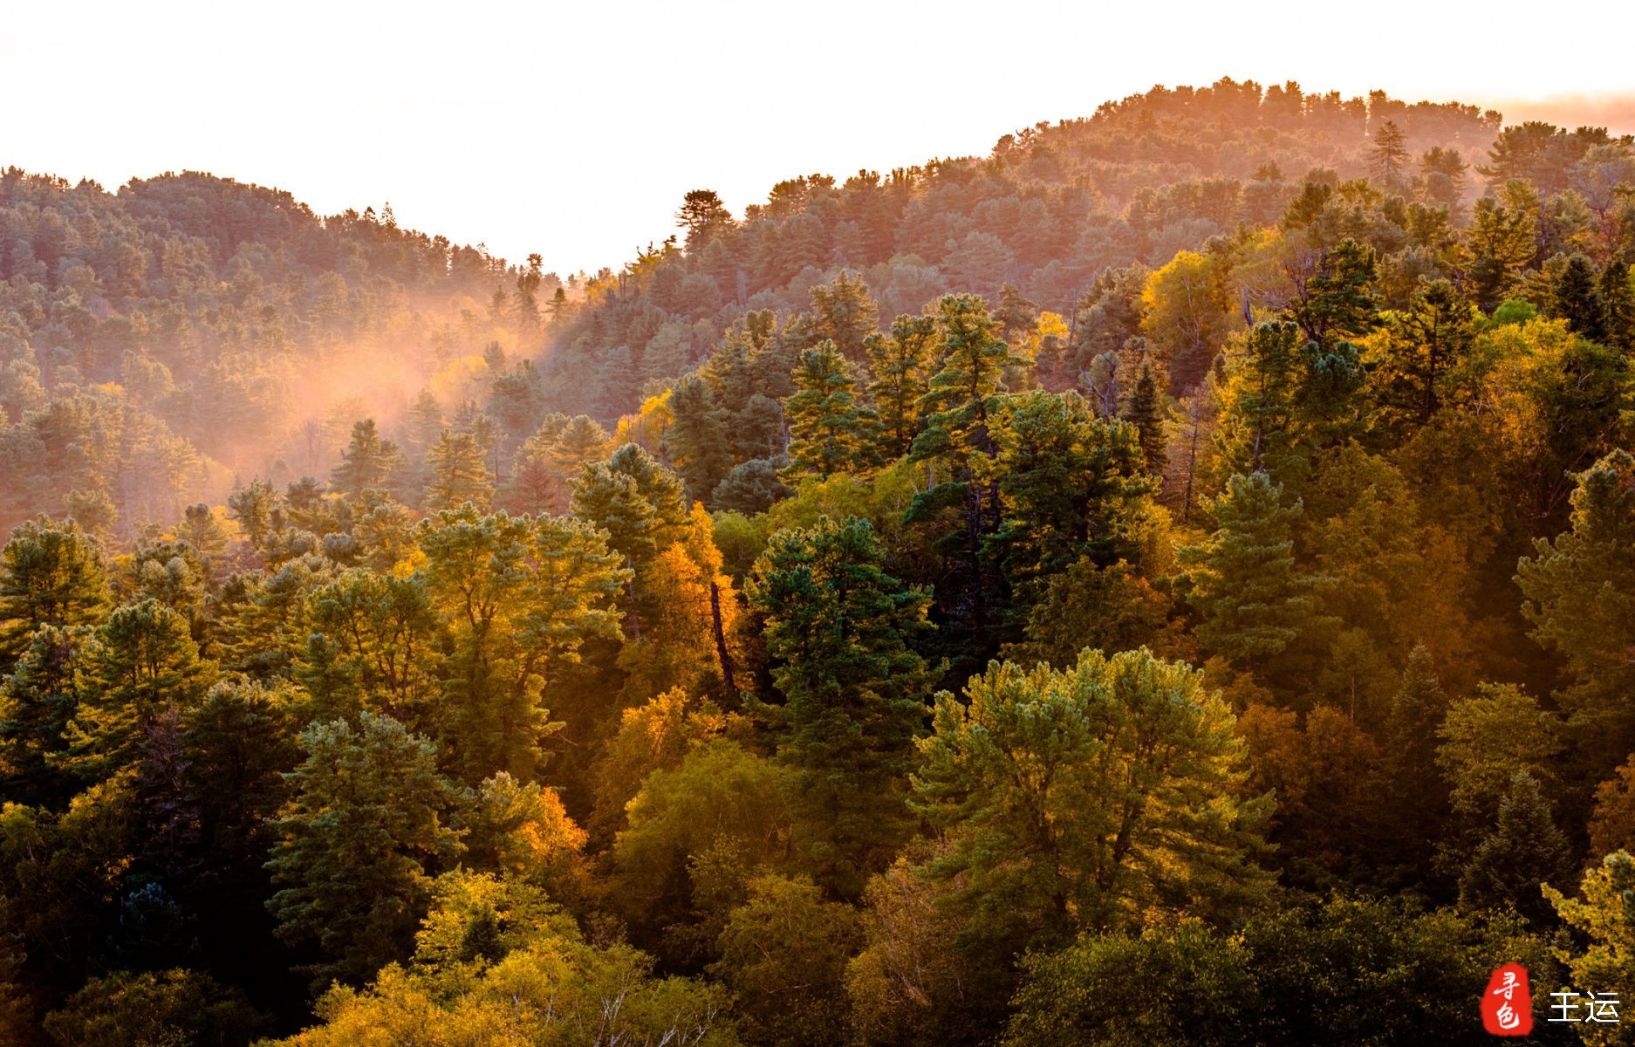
[1,76,1634,1043]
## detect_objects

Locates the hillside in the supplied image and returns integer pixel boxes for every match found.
[2,78,1635,1045]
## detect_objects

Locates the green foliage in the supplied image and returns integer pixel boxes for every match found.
[41,967,268,1046]
[709,875,861,1047]
[783,342,876,481]
[1007,897,1557,1047]
[1179,471,1329,672]
[266,712,469,991]
[330,419,405,501]
[1517,450,1635,771]
[1458,769,1574,924]
[0,519,110,661]
[749,516,933,896]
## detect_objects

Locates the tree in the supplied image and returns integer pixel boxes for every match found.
[425,430,492,511]
[41,968,267,1047]
[1458,769,1574,925]
[61,598,214,779]
[1517,451,1635,771]
[1178,472,1326,672]
[1368,120,1408,186]
[907,294,1028,654]
[297,569,444,726]
[784,342,875,482]
[1602,259,1635,352]
[330,419,404,500]
[678,189,733,254]
[1289,238,1378,349]
[748,516,933,896]
[1121,362,1167,475]
[809,270,878,361]
[417,507,628,781]
[665,374,734,503]
[0,518,110,660]
[710,875,861,1047]
[1555,253,1607,341]
[865,314,937,460]
[1374,278,1477,432]
[1548,850,1635,1029]
[1468,181,1539,309]
[1007,897,1556,1047]
[610,740,796,951]
[913,649,1270,954]
[1141,250,1234,392]
[0,624,95,803]
[270,870,741,1046]
[989,391,1153,605]
[1436,683,1563,827]
[265,712,468,991]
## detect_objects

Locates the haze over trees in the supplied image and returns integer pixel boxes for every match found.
[4,77,1635,1044]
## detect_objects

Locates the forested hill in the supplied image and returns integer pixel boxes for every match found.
[5,78,1635,1045]
[0,169,545,535]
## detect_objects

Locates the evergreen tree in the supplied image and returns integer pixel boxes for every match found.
[664,374,734,504]
[1379,645,1450,871]
[1601,259,1635,352]
[425,431,493,511]
[0,624,95,803]
[748,516,933,897]
[0,518,110,660]
[1368,120,1408,186]
[1290,238,1379,349]
[907,294,1030,656]
[1458,770,1574,925]
[1121,362,1167,475]
[809,270,878,361]
[265,712,468,992]
[1555,254,1606,342]
[1376,278,1477,431]
[864,314,936,460]
[62,598,215,779]
[784,342,875,482]
[1179,471,1327,671]
[330,419,404,500]
[1517,450,1635,773]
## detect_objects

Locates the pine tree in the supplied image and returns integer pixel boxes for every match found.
[663,374,733,503]
[1291,238,1379,348]
[330,419,404,500]
[266,712,468,991]
[784,342,875,481]
[1517,450,1635,772]
[0,624,95,803]
[1458,770,1574,924]
[0,518,110,660]
[1602,260,1635,352]
[808,270,878,361]
[865,314,936,460]
[1179,471,1327,670]
[1121,362,1168,475]
[62,598,215,780]
[425,431,493,511]
[1555,254,1606,342]
[748,516,933,897]
[1368,120,1408,186]
[1377,278,1476,431]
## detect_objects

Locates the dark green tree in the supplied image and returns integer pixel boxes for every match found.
[784,342,875,482]
[265,712,468,991]
[748,516,933,897]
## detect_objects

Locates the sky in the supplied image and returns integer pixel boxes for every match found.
[4,0,1634,276]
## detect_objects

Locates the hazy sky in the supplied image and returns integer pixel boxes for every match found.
[4,0,1633,275]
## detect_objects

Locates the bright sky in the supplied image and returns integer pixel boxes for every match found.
[4,0,1633,275]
